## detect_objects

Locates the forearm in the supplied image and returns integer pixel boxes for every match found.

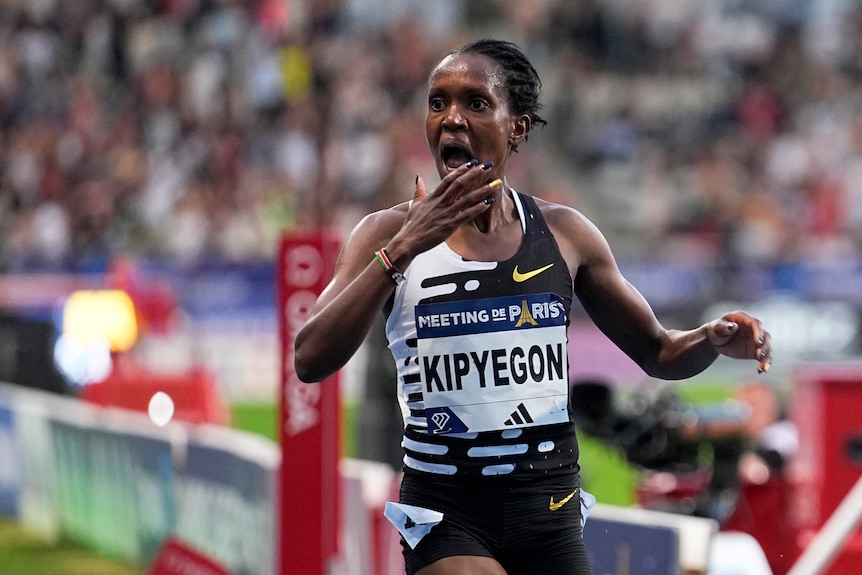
[642,325,720,380]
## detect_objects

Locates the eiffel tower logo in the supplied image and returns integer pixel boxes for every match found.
[504,403,534,426]
[514,300,538,327]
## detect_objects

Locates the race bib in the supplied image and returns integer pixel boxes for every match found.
[415,294,569,434]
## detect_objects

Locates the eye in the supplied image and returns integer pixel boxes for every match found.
[469,98,489,112]
[429,97,446,112]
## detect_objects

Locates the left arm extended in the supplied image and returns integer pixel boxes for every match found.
[546,203,771,379]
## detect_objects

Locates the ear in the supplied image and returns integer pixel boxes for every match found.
[508,114,531,148]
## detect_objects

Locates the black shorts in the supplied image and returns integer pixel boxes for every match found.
[398,470,593,575]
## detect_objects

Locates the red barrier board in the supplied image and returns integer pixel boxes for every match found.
[789,364,862,575]
[81,365,230,426]
[148,537,231,575]
[278,231,342,575]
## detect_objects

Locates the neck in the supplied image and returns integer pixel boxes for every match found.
[472,184,514,234]
[449,191,521,262]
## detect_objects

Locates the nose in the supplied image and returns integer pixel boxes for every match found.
[442,106,467,130]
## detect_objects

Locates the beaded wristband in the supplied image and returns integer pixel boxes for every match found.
[374,248,406,286]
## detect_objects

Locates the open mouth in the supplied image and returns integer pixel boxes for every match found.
[441,142,473,170]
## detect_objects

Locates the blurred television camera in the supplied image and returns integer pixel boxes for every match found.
[570,378,792,523]
[571,378,711,472]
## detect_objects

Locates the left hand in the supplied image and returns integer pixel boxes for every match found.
[707,310,772,373]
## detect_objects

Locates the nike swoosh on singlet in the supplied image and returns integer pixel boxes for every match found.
[549,491,576,511]
[512,263,554,282]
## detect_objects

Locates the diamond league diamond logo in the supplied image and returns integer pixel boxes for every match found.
[430,411,450,432]
[426,407,469,434]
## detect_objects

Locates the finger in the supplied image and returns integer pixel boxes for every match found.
[484,178,503,200]
[461,197,494,220]
[434,159,488,201]
[438,159,480,188]
[756,328,767,350]
[711,320,738,346]
[460,179,503,218]
[413,174,427,204]
[757,331,772,374]
[721,320,738,339]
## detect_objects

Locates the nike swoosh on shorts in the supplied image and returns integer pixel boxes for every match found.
[549,490,576,511]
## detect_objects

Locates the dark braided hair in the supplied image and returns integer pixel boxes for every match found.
[453,39,548,145]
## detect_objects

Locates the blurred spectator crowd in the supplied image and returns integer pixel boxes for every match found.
[2,0,862,272]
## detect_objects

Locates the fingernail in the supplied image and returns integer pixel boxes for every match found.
[488,179,503,188]
[466,159,479,168]
[758,335,765,345]
[481,161,494,170]
[759,350,767,360]
[484,196,495,205]
[759,363,771,374]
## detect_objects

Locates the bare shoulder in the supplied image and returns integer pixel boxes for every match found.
[534,197,589,226]
[533,197,604,243]
[531,195,612,271]
[348,201,409,248]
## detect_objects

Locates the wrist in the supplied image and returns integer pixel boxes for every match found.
[374,248,406,286]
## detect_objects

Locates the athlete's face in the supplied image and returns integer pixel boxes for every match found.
[426,53,524,179]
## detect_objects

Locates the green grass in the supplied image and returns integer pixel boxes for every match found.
[0,519,142,575]
[230,401,360,458]
[230,402,279,442]
[578,435,639,506]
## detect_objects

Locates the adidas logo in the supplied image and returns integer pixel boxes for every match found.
[504,403,534,426]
